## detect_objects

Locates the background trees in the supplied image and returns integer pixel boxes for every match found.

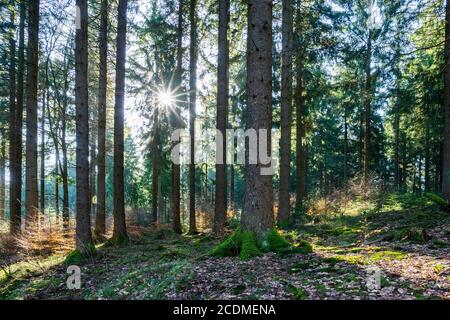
[0,0,447,243]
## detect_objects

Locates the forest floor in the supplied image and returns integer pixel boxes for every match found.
[0,193,449,300]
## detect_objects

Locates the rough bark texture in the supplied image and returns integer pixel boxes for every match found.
[278,0,293,224]
[0,136,5,222]
[171,0,183,234]
[242,0,274,238]
[10,2,25,234]
[344,105,348,184]
[112,0,129,241]
[95,0,108,237]
[425,108,431,191]
[295,45,305,211]
[394,101,400,191]
[152,109,159,224]
[75,0,93,253]
[61,56,70,229]
[25,0,40,227]
[89,137,96,218]
[40,63,48,214]
[213,0,229,235]
[363,29,372,183]
[8,5,17,231]
[443,0,450,199]
[188,0,198,234]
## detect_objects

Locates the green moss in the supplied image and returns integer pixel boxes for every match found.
[65,243,96,264]
[425,192,449,207]
[292,240,313,254]
[369,250,407,262]
[288,285,309,300]
[211,227,241,257]
[211,226,311,259]
[288,262,311,273]
[110,233,129,245]
[262,228,290,252]
[240,231,262,260]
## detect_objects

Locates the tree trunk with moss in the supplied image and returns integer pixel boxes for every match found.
[241,0,274,239]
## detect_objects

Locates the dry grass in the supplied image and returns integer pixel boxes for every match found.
[307,174,382,220]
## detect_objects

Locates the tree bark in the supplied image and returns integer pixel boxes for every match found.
[171,0,183,234]
[394,101,400,191]
[112,0,129,241]
[425,106,431,191]
[294,38,305,211]
[242,0,274,238]
[188,0,198,234]
[95,0,108,237]
[442,0,450,199]
[8,5,17,230]
[152,108,159,224]
[61,53,70,229]
[0,135,5,222]
[213,0,229,234]
[40,62,48,215]
[25,0,40,227]
[344,105,349,184]
[363,29,372,183]
[10,1,25,234]
[278,0,294,224]
[75,0,93,253]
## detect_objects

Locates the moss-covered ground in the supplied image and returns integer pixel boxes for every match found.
[0,193,448,300]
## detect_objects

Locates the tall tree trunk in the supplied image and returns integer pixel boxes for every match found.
[425,107,431,191]
[25,0,40,227]
[294,38,305,211]
[278,0,293,224]
[95,0,108,237]
[112,0,129,242]
[55,146,60,223]
[40,62,48,215]
[213,0,229,234]
[61,55,70,229]
[0,135,5,222]
[171,0,183,234]
[10,1,25,234]
[442,0,450,199]
[47,88,60,223]
[152,108,159,224]
[418,156,422,192]
[242,0,274,238]
[363,29,372,183]
[229,101,236,212]
[8,5,17,231]
[343,105,349,184]
[394,103,400,191]
[188,0,198,234]
[89,138,96,217]
[75,0,93,253]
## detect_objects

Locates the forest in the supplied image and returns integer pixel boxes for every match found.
[0,0,449,301]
